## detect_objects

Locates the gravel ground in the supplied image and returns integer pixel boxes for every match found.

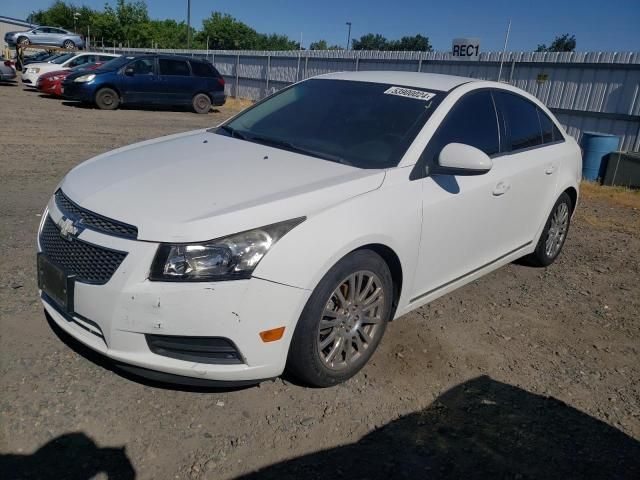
[1,82,639,480]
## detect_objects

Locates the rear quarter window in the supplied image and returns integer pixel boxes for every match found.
[537,108,564,144]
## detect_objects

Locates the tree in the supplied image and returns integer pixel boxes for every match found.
[310,40,343,50]
[352,33,433,51]
[536,34,576,52]
[352,33,389,50]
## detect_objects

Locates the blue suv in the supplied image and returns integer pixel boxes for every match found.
[62,54,226,113]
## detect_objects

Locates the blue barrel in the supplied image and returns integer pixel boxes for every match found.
[581,132,620,181]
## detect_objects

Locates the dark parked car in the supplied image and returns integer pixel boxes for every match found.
[62,54,226,113]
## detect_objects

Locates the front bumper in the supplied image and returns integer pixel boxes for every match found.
[21,71,39,86]
[39,197,311,383]
[61,81,95,102]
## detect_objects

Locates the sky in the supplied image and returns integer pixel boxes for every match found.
[4,0,640,52]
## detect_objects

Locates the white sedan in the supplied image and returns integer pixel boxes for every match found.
[37,71,581,387]
[22,52,119,86]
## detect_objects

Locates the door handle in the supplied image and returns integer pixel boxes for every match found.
[492,181,511,196]
[545,164,557,175]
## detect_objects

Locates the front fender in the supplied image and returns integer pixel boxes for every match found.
[253,167,421,314]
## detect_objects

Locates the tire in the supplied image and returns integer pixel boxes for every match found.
[95,88,120,110]
[192,93,212,114]
[17,36,29,46]
[286,250,393,387]
[525,192,572,267]
[63,40,76,49]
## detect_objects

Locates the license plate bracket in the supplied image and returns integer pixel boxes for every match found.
[37,253,75,313]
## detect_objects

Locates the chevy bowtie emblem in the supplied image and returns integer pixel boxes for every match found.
[57,216,83,241]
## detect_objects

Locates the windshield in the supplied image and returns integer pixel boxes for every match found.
[98,56,137,71]
[219,79,444,169]
[51,53,75,64]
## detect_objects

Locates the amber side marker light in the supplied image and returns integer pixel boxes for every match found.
[260,327,285,342]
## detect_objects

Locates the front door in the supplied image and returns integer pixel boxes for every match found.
[412,90,515,302]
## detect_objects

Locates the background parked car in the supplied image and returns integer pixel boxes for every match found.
[22,52,119,86]
[4,26,85,49]
[62,54,226,113]
[0,57,17,82]
[36,62,104,97]
[22,51,55,66]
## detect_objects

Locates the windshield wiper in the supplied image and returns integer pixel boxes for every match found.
[217,124,247,140]
[243,133,352,166]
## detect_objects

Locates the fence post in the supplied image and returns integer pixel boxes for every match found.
[509,57,516,84]
[355,55,359,71]
[418,58,423,72]
[265,55,271,97]
[304,56,308,79]
[235,54,240,98]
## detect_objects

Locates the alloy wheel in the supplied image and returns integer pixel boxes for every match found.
[545,202,569,258]
[317,271,385,371]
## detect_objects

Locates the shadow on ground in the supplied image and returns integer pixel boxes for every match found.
[0,432,135,480]
[239,375,640,479]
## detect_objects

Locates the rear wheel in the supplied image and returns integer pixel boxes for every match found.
[63,39,76,49]
[192,93,211,114]
[525,192,572,267]
[286,250,393,387]
[17,36,29,46]
[95,88,120,110]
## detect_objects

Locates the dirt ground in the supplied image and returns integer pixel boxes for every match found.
[0,82,639,480]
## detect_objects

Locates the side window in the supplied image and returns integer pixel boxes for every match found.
[68,55,90,67]
[498,92,543,151]
[34,28,47,34]
[190,61,216,77]
[128,58,154,75]
[537,108,564,144]
[424,90,500,164]
[159,59,191,76]
[50,28,65,34]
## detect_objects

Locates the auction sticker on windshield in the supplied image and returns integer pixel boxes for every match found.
[384,86,436,101]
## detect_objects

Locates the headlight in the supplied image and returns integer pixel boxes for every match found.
[74,73,96,83]
[149,217,305,281]
[28,67,40,73]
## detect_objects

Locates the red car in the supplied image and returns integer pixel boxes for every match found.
[36,62,104,97]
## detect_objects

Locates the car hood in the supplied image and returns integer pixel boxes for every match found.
[59,130,386,242]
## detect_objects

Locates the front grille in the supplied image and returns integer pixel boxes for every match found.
[55,190,138,240]
[146,335,244,364]
[40,216,127,284]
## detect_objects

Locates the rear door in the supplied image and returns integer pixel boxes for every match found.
[117,58,158,105]
[492,90,563,248]
[158,58,193,105]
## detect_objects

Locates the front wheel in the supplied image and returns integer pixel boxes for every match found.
[95,88,120,110]
[525,192,572,267]
[286,250,393,387]
[192,93,211,114]
[63,39,76,49]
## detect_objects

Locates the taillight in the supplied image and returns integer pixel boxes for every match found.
[4,60,13,67]
[217,77,225,87]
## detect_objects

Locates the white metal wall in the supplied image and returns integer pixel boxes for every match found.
[102,48,640,152]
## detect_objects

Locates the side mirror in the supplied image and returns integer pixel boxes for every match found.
[124,67,135,76]
[434,143,492,176]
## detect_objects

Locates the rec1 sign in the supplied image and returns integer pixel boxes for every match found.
[452,38,480,60]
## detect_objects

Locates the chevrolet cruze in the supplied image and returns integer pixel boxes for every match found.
[37,71,581,387]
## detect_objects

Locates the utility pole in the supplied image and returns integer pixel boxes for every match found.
[187,0,191,49]
[497,19,512,82]
[346,22,352,50]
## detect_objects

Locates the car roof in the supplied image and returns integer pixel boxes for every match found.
[317,71,475,92]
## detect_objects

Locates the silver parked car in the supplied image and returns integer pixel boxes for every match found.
[4,26,85,50]
[0,57,17,82]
